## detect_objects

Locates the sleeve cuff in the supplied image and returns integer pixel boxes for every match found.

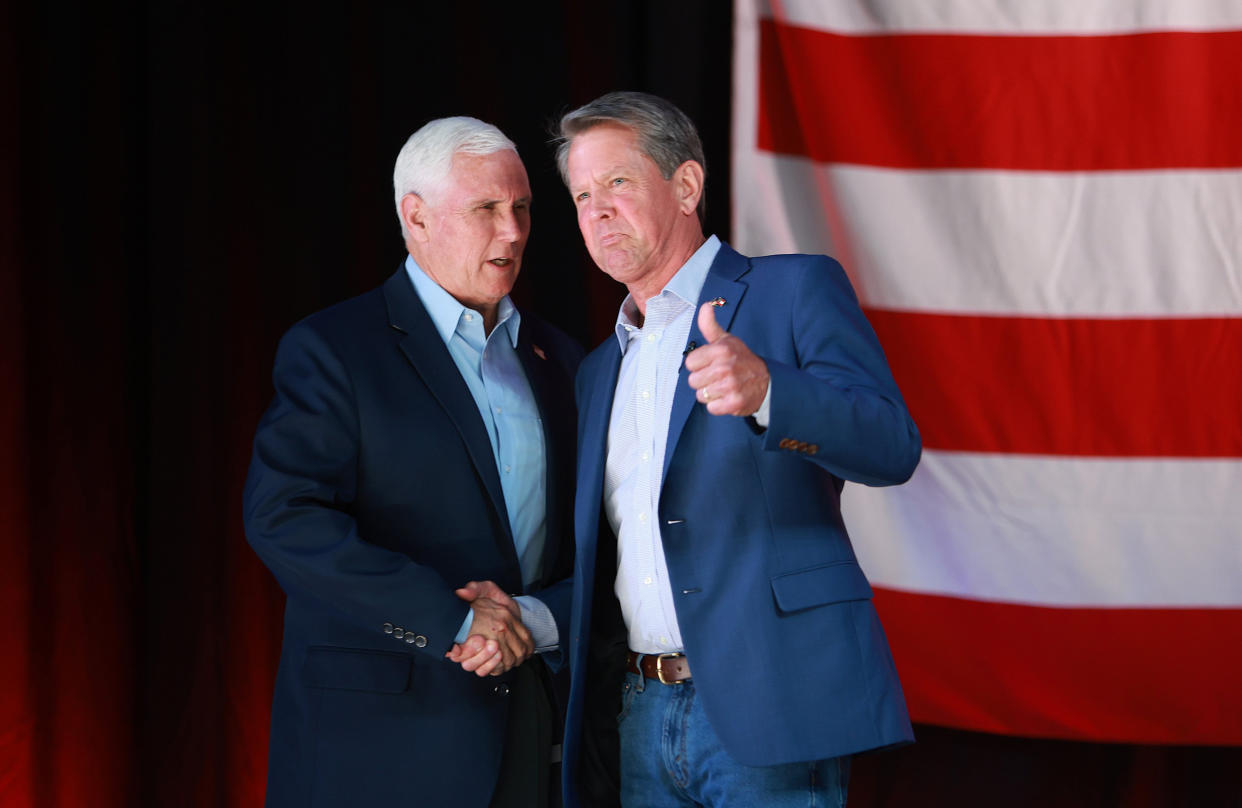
[515,595,560,653]
[753,378,772,428]
[453,609,474,644]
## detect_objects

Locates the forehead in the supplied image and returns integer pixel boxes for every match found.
[567,123,655,177]
[444,149,531,200]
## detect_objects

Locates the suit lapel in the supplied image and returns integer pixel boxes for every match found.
[381,270,516,562]
[515,328,566,589]
[576,343,622,555]
[662,245,750,483]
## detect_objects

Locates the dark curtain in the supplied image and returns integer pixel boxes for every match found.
[3,2,1237,806]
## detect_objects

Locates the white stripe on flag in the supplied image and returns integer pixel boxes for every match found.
[844,450,1242,607]
[733,153,1242,316]
[759,0,1242,34]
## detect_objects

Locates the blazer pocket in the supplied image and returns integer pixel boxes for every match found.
[770,561,874,614]
[300,646,413,693]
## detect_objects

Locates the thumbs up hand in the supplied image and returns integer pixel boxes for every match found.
[684,302,770,416]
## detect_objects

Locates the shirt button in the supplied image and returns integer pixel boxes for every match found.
[638,512,648,523]
[643,577,652,585]
[504,465,511,473]
[495,406,502,414]
[646,334,656,343]
[640,451,650,462]
[464,313,474,322]
[640,390,650,400]
[660,636,668,644]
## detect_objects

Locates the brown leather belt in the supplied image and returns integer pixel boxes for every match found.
[626,650,691,685]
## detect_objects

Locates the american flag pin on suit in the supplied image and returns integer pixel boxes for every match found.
[710,297,726,308]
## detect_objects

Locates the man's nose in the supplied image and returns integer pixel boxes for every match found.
[496,209,523,241]
[586,192,613,220]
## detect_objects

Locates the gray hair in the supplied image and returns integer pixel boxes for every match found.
[554,91,707,224]
[393,116,517,236]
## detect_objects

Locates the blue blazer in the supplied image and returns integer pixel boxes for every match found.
[562,244,921,806]
[243,267,580,808]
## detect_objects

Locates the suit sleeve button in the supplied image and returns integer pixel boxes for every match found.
[393,627,404,639]
[413,634,427,648]
[807,444,818,455]
[382,622,394,634]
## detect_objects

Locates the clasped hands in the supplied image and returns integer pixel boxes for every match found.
[445,580,533,677]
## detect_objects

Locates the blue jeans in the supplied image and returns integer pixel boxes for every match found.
[617,670,850,808]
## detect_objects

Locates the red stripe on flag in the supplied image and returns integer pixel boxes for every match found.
[757,20,1242,169]
[866,310,1242,457]
[874,587,1242,744]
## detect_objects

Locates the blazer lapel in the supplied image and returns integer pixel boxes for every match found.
[662,245,750,482]
[575,343,622,555]
[381,270,516,563]
[515,328,569,590]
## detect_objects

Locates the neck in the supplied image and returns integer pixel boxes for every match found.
[630,231,707,316]
[481,306,499,336]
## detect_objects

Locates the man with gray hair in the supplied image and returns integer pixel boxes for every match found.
[555,91,921,807]
[244,116,581,808]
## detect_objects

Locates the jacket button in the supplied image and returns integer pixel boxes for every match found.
[382,622,394,634]
[413,634,427,648]
[494,683,510,696]
[807,444,818,455]
[393,627,404,639]
[403,633,416,644]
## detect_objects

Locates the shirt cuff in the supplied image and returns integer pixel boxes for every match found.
[454,609,475,644]
[753,378,772,428]
[515,595,560,653]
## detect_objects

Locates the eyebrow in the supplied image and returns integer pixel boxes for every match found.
[469,195,532,206]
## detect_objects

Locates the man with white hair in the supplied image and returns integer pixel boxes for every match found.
[244,117,581,807]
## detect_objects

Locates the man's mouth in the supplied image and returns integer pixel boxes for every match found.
[488,258,515,267]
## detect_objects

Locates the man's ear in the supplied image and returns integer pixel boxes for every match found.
[672,160,705,218]
[401,193,430,242]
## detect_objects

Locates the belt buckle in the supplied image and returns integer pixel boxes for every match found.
[655,653,686,685]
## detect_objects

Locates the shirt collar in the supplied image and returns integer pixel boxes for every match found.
[405,255,520,348]
[613,234,722,351]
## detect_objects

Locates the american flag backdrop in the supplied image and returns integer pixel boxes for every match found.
[732,0,1242,744]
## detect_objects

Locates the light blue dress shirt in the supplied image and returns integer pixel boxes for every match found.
[404,256,557,651]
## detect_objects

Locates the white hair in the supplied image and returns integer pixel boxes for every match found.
[392,116,517,236]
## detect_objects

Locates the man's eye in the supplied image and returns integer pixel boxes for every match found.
[612,177,626,186]
[575,192,590,202]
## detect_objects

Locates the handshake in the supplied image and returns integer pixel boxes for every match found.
[444,580,533,678]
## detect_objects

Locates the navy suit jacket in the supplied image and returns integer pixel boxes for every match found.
[243,267,580,808]
[562,244,921,807]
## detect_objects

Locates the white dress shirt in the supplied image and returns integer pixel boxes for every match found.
[603,237,722,654]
